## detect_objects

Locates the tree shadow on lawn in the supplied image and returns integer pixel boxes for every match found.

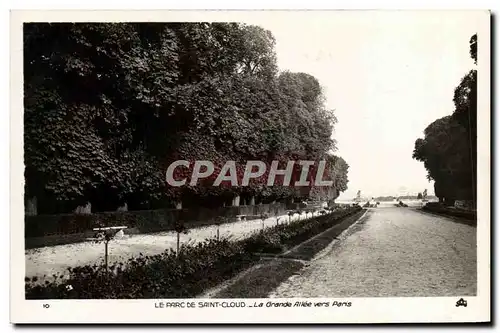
[213,258,305,298]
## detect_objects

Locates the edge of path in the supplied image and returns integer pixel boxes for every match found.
[198,209,371,298]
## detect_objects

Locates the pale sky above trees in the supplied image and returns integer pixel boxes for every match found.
[256,11,479,199]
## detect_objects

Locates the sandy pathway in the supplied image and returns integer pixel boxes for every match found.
[269,207,476,297]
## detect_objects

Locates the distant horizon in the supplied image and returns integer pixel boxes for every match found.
[336,193,437,201]
[336,188,436,201]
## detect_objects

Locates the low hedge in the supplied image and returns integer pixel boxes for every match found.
[25,206,362,299]
[243,206,362,254]
[422,202,476,220]
[25,203,287,238]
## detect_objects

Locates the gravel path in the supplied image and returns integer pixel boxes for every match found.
[25,210,322,279]
[269,207,476,297]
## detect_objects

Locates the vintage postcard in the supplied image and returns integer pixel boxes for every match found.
[10,10,491,324]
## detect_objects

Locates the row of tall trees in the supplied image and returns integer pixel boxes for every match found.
[24,23,349,214]
[412,34,477,206]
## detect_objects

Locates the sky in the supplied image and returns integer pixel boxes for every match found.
[254,11,479,200]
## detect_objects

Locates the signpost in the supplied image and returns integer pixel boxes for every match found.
[92,226,127,271]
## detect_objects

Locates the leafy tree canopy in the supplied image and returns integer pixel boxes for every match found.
[24,22,349,212]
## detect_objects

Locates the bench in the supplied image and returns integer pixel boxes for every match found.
[92,226,128,231]
[91,226,128,240]
[91,226,128,268]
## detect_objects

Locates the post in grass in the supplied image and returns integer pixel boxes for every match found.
[92,226,127,272]
[214,216,229,241]
[260,213,269,230]
[276,216,282,226]
[174,219,188,256]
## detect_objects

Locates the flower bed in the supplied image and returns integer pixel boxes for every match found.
[25,206,362,299]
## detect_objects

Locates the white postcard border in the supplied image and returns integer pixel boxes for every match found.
[10,9,491,324]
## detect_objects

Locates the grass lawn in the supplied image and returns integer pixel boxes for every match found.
[212,258,305,298]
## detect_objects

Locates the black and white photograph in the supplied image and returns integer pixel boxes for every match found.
[10,9,490,324]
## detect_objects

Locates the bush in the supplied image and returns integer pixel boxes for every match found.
[243,232,284,253]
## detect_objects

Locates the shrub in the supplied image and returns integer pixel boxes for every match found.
[243,232,284,253]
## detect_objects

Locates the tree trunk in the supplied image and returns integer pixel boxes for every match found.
[74,202,91,214]
[232,195,240,207]
[117,202,128,212]
[104,240,109,271]
[445,197,455,207]
[176,232,180,255]
[25,196,37,216]
[250,196,255,206]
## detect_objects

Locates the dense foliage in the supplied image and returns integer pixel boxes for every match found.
[24,23,349,214]
[25,206,362,299]
[412,34,477,206]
